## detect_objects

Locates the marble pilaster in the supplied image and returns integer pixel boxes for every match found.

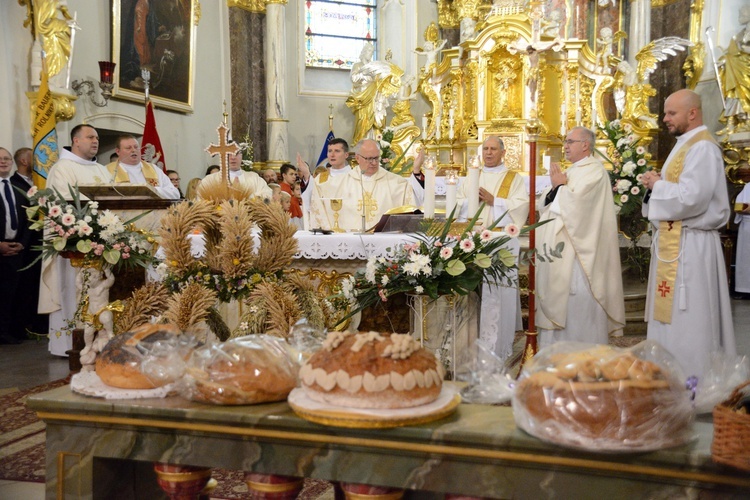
[265,1,289,167]
[628,0,651,67]
[229,7,267,161]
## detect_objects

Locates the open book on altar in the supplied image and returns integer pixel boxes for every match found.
[77,183,162,201]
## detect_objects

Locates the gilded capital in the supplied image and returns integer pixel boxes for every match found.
[227,0,267,13]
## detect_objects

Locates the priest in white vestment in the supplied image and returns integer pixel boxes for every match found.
[735,183,750,297]
[40,124,111,356]
[536,126,625,348]
[198,150,272,200]
[456,136,529,226]
[106,135,180,199]
[641,89,736,380]
[310,139,416,231]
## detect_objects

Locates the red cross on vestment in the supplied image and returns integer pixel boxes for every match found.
[658,280,671,297]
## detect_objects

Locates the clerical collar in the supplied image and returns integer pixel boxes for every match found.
[60,147,100,165]
[483,163,506,173]
[229,169,243,179]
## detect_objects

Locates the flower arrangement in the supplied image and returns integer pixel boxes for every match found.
[339,208,556,319]
[25,185,155,269]
[599,119,652,216]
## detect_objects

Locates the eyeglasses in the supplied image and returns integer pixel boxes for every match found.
[357,154,380,163]
[564,139,585,145]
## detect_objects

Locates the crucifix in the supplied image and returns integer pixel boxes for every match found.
[205,124,240,187]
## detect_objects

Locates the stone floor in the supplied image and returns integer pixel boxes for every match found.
[1,298,749,499]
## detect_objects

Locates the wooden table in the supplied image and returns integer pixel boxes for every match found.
[28,386,750,499]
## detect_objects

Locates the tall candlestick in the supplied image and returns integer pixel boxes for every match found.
[467,156,481,218]
[423,156,436,218]
[422,116,428,138]
[445,173,458,218]
[542,154,551,174]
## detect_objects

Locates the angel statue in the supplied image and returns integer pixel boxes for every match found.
[34,0,79,90]
[346,43,404,144]
[613,37,692,128]
[717,5,750,135]
[595,28,626,74]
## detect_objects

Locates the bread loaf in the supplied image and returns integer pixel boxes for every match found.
[183,335,297,405]
[95,324,181,389]
[300,331,443,409]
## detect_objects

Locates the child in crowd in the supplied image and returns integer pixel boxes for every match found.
[269,183,282,203]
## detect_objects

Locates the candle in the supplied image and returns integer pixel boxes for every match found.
[445,173,458,218]
[436,115,442,140]
[422,116,429,138]
[467,156,481,218]
[423,156,436,219]
[575,108,582,125]
[542,155,551,174]
[449,108,455,120]
[449,126,454,140]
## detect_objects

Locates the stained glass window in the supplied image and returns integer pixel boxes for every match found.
[304,0,378,70]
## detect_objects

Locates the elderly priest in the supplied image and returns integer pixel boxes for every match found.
[310,139,417,231]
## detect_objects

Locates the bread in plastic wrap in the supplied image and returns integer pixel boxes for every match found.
[181,335,298,405]
[96,324,188,389]
[512,340,694,451]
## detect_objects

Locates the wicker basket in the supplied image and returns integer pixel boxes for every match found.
[711,380,750,471]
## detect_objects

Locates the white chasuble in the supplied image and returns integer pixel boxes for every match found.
[535,155,625,338]
[310,167,415,231]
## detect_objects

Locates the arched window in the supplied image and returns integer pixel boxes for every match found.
[304,0,378,70]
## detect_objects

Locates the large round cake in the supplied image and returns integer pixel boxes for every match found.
[300,331,443,409]
[513,345,693,451]
[95,323,182,389]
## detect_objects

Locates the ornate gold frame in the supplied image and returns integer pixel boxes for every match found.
[111,0,199,113]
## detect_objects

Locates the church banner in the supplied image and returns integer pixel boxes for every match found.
[142,100,167,172]
[32,67,59,189]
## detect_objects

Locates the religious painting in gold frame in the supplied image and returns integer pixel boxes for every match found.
[111,0,197,113]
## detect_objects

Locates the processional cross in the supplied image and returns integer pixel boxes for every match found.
[205,124,240,187]
[513,1,562,375]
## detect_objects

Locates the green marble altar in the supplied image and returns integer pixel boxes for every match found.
[28,386,750,499]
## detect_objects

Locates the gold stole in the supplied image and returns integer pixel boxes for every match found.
[106,161,160,187]
[653,130,716,323]
[496,170,517,199]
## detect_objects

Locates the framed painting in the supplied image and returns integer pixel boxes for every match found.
[111,0,197,113]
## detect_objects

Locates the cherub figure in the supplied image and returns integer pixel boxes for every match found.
[415,23,447,75]
[595,27,614,73]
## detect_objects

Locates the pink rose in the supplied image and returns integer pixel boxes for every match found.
[378,289,388,302]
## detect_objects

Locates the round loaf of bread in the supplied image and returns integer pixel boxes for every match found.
[300,331,443,409]
[513,346,693,450]
[183,335,298,405]
[95,324,182,389]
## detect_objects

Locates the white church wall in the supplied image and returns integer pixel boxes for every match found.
[0,3,38,153]
[288,0,438,166]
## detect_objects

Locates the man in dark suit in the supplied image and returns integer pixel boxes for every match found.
[12,147,48,337]
[0,147,31,344]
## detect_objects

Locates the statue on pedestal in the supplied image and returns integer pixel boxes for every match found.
[346,43,404,144]
[718,6,750,135]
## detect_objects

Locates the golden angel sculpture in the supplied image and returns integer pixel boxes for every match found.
[346,43,404,144]
[614,37,692,128]
[717,5,750,135]
[33,0,78,88]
